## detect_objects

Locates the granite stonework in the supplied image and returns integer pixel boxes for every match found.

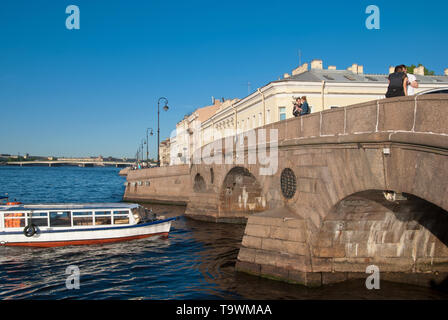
[123,95,448,287]
[123,165,192,205]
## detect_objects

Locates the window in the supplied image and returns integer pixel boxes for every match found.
[31,212,49,227]
[113,210,130,225]
[4,212,26,228]
[50,211,71,227]
[94,211,112,225]
[279,107,286,121]
[73,211,93,226]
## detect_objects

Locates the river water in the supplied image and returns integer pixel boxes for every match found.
[0,166,447,300]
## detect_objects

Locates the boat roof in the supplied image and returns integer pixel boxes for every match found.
[0,203,140,212]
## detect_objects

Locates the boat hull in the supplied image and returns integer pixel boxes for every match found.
[0,219,174,247]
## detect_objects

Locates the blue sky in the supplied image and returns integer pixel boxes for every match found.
[0,0,446,158]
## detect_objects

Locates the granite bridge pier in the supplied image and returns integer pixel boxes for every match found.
[123,95,448,287]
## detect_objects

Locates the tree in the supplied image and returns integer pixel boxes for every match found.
[407,64,435,76]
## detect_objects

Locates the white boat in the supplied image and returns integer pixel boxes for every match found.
[0,200,176,247]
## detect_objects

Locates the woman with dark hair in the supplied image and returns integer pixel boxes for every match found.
[292,97,302,117]
[385,65,408,98]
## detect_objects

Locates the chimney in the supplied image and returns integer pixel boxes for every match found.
[292,62,309,75]
[351,64,358,73]
[444,68,448,76]
[211,96,215,104]
[311,59,323,70]
[348,63,363,74]
[357,65,364,74]
[414,65,425,76]
[283,73,290,78]
[328,65,337,70]
[389,66,395,74]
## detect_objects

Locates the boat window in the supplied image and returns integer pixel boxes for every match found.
[32,212,48,217]
[94,211,112,225]
[72,211,94,226]
[95,216,111,225]
[95,211,111,215]
[73,216,93,226]
[30,212,49,227]
[113,210,129,225]
[113,210,128,215]
[4,212,26,228]
[73,211,93,216]
[49,211,71,227]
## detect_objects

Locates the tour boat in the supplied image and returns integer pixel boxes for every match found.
[0,199,176,247]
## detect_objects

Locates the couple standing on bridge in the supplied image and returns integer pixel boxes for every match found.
[385,64,419,98]
[292,96,310,117]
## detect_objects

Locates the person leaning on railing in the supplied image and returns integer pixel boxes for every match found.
[299,96,310,115]
[292,97,302,117]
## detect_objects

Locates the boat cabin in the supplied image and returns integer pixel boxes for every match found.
[0,203,149,231]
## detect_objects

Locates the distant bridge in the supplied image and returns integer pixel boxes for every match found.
[6,160,133,168]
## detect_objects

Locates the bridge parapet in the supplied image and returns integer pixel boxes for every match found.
[194,95,448,163]
[123,165,191,205]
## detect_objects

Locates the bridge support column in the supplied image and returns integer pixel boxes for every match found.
[237,192,448,288]
[236,207,322,286]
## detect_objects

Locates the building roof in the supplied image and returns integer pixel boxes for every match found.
[196,103,221,122]
[279,69,448,84]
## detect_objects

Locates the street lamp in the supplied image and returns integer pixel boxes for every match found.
[146,127,153,163]
[157,97,169,166]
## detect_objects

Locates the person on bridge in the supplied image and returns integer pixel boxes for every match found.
[399,64,419,96]
[292,97,302,117]
[299,96,310,115]
[386,65,408,98]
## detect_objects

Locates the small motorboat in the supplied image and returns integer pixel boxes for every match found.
[0,198,176,247]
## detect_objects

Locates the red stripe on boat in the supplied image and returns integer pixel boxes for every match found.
[3,232,169,247]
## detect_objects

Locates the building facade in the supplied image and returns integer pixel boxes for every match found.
[159,138,171,166]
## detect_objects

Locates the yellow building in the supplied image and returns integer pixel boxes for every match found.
[159,138,171,166]
[169,99,234,165]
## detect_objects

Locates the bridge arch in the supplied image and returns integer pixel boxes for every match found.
[193,173,206,192]
[218,166,266,219]
[311,189,448,276]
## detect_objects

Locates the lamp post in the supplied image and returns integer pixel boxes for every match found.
[146,127,153,163]
[157,97,169,167]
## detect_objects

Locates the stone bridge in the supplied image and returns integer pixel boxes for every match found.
[124,95,448,287]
